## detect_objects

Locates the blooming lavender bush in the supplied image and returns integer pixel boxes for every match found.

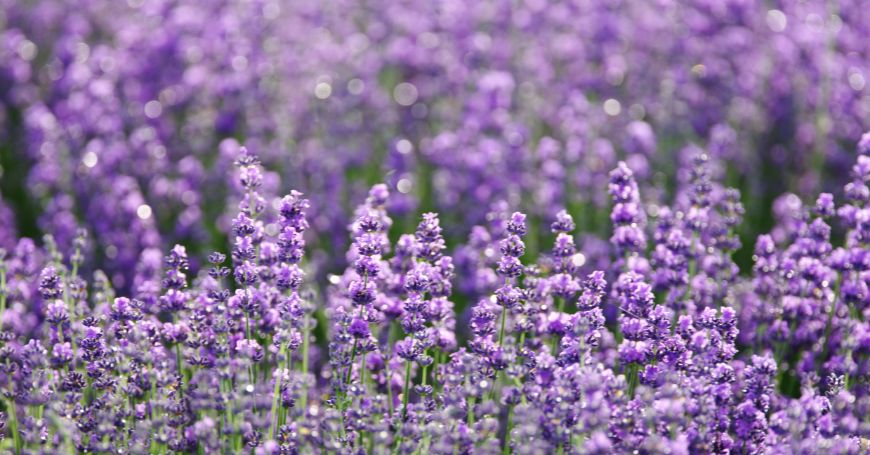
[1,0,869,453]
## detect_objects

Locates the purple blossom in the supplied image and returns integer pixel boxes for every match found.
[0,4,868,451]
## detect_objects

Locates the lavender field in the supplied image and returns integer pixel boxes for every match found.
[0,0,868,453]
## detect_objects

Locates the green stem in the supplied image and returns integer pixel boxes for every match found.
[428,353,439,389]
[550,298,565,354]
[300,316,310,414]
[244,314,255,383]
[62,266,79,360]
[685,233,698,303]
[490,305,510,402]
[401,361,412,421]
[175,343,183,384]
[386,321,398,417]
[149,362,158,419]
[84,376,94,406]
[360,349,368,393]
[502,405,514,455]
[7,399,21,454]
[344,341,359,390]
[344,298,367,389]
[268,343,285,440]
[497,306,508,347]
[775,319,798,393]
[387,367,395,418]
[626,363,639,398]
[0,267,6,320]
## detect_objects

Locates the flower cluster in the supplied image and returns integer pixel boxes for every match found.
[1,1,870,453]
[0,141,866,453]
[1,0,868,291]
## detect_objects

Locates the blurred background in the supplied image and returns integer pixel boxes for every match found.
[0,0,868,301]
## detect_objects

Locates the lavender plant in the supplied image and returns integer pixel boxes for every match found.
[0,141,866,453]
[0,1,869,453]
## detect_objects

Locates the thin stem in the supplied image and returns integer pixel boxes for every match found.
[401,360,412,420]
[6,399,21,454]
[245,313,255,383]
[300,315,310,414]
[344,274,368,389]
[175,343,183,385]
[0,267,6,321]
[360,348,368,393]
[488,304,511,402]
[497,306,508,347]
[466,395,475,426]
[61,267,78,360]
[344,340,360,388]
[269,376,281,439]
[626,363,639,398]
[427,353,438,388]
[386,321,397,418]
[551,297,564,354]
[502,405,514,455]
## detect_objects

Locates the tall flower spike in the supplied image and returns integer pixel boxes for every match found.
[550,209,577,274]
[558,270,607,367]
[609,162,647,261]
[236,146,265,217]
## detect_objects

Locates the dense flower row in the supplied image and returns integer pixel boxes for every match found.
[1,0,869,453]
[0,141,867,454]
[1,0,869,291]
